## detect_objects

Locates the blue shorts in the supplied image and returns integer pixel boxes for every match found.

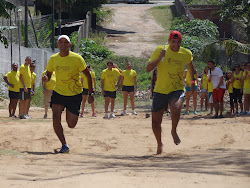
[185,85,198,92]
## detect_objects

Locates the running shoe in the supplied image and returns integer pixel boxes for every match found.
[247,111,250,115]
[194,111,198,115]
[59,145,70,153]
[240,111,247,115]
[131,110,137,115]
[121,110,127,116]
[219,114,224,118]
[183,111,189,115]
[110,113,116,118]
[25,114,32,119]
[92,113,97,117]
[43,114,47,119]
[103,113,109,119]
[234,111,239,115]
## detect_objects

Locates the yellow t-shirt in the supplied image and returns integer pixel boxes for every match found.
[46,51,87,96]
[5,70,20,92]
[149,45,193,94]
[122,69,137,86]
[186,70,197,86]
[233,72,242,89]
[226,80,233,93]
[31,72,36,84]
[19,64,31,88]
[202,74,208,90]
[243,71,250,89]
[42,71,56,90]
[80,71,95,89]
[101,68,121,92]
[208,81,213,92]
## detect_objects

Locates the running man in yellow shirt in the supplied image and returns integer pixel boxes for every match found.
[101,61,121,119]
[3,63,20,118]
[42,70,56,119]
[146,31,195,155]
[19,56,32,119]
[42,35,94,153]
[79,64,97,117]
[120,62,138,115]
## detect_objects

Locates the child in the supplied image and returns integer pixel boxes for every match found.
[226,71,234,115]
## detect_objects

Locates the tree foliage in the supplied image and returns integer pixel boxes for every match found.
[34,0,108,19]
[0,0,16,47]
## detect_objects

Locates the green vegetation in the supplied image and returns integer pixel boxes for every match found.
[150,6,174,31]
[184,0,218,5]
[93,7,114,25]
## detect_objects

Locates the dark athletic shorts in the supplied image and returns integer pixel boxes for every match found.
[104,91,116,98]
[50,91,82,116]
[152,90,185,112]
[122,85,134,93]
[19,88,31,100]
[9,91,20,99]
[82,88,89,96]
[233,88,243,103]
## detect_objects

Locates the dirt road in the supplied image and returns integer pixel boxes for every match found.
[0,107,250,187]
[103,3,172,57]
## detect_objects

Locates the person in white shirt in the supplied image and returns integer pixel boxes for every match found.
[208,60,226,118]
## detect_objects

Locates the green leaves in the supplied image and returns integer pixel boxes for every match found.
[78,38,114,61]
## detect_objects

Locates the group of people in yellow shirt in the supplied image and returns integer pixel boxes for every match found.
[184,61,250,117]
[4,57,36,119]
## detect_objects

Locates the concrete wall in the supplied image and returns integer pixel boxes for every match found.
[0,42,55,88]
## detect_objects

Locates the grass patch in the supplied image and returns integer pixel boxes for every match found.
[150,5,175,31]
[94,7,114,26]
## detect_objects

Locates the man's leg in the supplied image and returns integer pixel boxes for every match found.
[19,100,25,117]
[26,98,31,115]
[152,109,165,155]
[80,95,87,116]
[123,91,128,110]
[104,97,110,113]
[185,91,190,112]
[110,98,115,112]
[219,102,223,115]
[214,102,219,116]
[52,104,66,145]
[11,99,18,116]
[129,91,135,110]
[169,98,183,145]
[193,90,198,112]
[66,109,79,128]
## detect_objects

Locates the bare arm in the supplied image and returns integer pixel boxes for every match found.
[134,76,138,91]
[146,50,165,72]
[120,76,124,90]
[82,68,93,94]
[101,79,104,96]
[93,77,97,92]
[3,76,13,88]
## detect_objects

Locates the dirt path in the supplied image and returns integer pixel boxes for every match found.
[103,5,168,58]
[0,107,250,187]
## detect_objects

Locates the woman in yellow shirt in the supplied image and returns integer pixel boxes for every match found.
[80,65,97,117]
[3,63,20,117]
[241,62,250,114]
[184,69,198,115]
[231,64,243,114]
[226,71,234,115]
[200,66,209,111]
[120,62,138,116]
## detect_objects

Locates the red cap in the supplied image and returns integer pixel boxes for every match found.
[169,31,182,40]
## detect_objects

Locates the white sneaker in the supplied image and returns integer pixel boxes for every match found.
[121,110,127,116]
[110,113,116,118]
[131,110,137,115]
[103,113,109,119]
[247,111,250,115]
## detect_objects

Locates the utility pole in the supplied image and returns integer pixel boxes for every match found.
[25,0,28,47]
[51,0,55,51]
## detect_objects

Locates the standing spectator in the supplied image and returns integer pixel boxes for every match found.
[146,31,195,155]
[42,70,56,119]
[101,61,121,119]
[231,64,243,114]
[3,63,20,118]
[200,66,209,111]
[184,69,198,114]
[207,78,214,115]
[27,62,36,117]
[208,60,226,118]
[43,35,94,153]
[226,71,234,115]
[79,64,97,117]
[120,62,138,115]
[19,56,32,119]
[242,62,250,114]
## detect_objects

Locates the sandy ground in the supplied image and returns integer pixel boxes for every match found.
[0,105,250,188]
[102,5,167,58]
